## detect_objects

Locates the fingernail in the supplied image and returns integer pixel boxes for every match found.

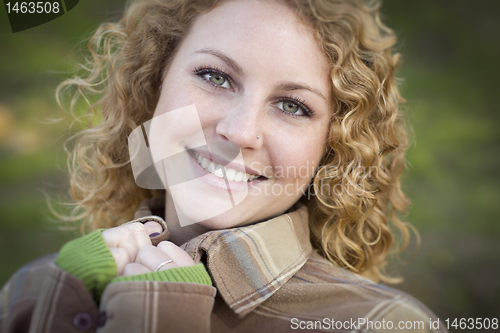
[149,232,160,238]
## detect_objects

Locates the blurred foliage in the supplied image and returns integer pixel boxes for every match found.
[382,0,500,326]
[0,0,499,330]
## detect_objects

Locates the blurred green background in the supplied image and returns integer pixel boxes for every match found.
[1,0,499,331]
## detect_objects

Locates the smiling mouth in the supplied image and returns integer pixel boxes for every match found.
[193,151,263,182]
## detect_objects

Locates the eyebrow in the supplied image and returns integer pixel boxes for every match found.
[196,49,244,76]
[196,48,326,101]
[274,81,327,101]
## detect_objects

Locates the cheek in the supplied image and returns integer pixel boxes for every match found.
[158,79,225,123]
[156,85,196,116]
[272,132,325,184]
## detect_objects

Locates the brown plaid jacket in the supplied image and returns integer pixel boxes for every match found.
[1,197,447,332]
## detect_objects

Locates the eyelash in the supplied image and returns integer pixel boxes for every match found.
[193,65,315,118]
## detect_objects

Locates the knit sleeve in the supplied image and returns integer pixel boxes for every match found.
[55,229,116,300]
[112,263,212,286]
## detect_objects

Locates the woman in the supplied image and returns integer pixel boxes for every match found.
[0,0,447,332]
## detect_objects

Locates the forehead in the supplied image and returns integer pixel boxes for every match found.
[178,0,331,95]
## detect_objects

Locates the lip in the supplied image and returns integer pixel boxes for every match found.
[187,148,267,192]
[191,147,264,177]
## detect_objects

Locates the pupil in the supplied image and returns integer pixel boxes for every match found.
[211,75,224,85]
[285,102,298,113]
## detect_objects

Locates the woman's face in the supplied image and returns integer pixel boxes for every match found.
[152,0,332,229]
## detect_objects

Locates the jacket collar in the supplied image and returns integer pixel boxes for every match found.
[135,196,312,317]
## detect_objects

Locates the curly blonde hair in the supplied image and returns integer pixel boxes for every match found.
[57,0,412,282]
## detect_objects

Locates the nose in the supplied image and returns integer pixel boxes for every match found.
[215,100,264,150]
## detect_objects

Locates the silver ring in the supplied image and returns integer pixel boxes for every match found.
[154,259,173,272]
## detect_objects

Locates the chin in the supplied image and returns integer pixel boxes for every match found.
[195,213,250,230]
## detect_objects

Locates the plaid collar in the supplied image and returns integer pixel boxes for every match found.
[135,196,312,317]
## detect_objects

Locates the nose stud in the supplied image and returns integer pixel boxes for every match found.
[257,135,260,139]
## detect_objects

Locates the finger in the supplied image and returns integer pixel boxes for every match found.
[135,245,179,271]
[157,241,195,267]
[109,247,130,276]
[102,222,152,261]
[123,263,151,277]
[144,221,163,238]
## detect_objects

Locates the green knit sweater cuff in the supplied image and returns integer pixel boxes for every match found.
[112,263,212,286]
[55,229,116,301]
[55,230,212,301]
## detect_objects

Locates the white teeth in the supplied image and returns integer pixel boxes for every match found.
[201,158,210,169]
[213,166,224,177]
[194,154,258,182]
[234,171,243,182]
[225,168,236,181]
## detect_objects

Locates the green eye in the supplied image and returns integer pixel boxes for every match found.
[195,67,232,89]
[209,74,226,86]
[275,98,314,118]
[283,101,299,113]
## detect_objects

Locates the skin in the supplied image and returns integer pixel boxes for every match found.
[102,222,194,275]
[105,0,332,275]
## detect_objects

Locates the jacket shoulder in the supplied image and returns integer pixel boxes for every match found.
[0,255,56,331]
[258,252,447,332]
[1,254,58,300]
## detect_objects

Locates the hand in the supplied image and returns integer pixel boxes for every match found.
[102,222,195,276]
